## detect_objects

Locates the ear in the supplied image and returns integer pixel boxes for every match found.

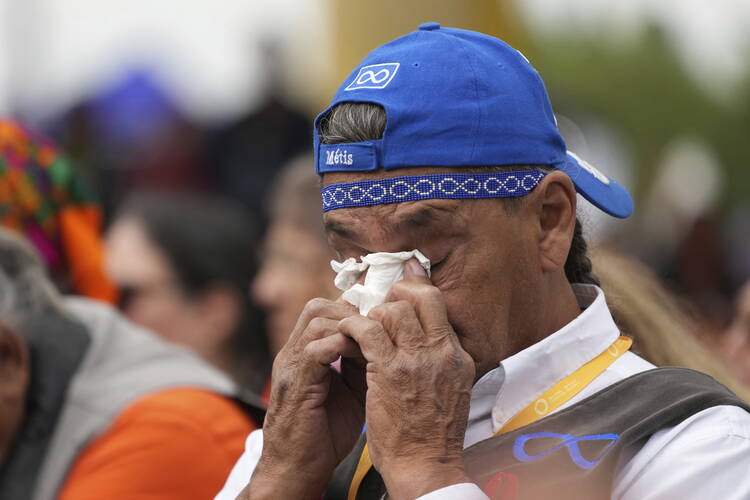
[533,171,577,274]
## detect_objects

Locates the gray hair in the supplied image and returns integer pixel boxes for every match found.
[319,103,387,145]
[0,229,62,332]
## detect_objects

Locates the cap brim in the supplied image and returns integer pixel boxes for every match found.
[555,152,633,218]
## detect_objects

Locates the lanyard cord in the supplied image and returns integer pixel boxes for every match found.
[494,336,632,435]
[347,336,633,500]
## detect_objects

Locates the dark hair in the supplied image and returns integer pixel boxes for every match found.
[319,102,599,286]
[117,191,270,390]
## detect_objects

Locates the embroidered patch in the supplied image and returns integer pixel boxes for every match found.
[512,432,620,470]
[344,63,400,91]
[317,142,379,173]
[321,170,546,212]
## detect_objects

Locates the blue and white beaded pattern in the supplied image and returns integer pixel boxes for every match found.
[321,170,547,212]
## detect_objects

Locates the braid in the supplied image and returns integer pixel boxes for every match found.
[565,219,599,286]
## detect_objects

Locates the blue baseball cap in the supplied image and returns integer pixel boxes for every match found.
[314,23,633,218]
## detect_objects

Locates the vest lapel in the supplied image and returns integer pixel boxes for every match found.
[325,368,750,500]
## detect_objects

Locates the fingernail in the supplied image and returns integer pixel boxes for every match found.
[405,258,427,277]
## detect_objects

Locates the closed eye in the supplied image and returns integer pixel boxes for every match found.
[428,252,451,273]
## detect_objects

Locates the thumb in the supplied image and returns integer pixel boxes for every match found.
[403,258,429,282]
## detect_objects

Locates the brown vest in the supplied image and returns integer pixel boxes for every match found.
[325,368,749,500]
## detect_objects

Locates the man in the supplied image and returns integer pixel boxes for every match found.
[218,24,750,499]
[0,229,263,500]
[252,154,340,358]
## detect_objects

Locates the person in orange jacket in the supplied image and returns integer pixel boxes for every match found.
[0,120,265,499]
[0,228,264,500]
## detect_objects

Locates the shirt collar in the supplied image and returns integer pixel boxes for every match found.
[465,285,620,445]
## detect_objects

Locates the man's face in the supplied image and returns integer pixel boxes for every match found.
[252,222,339,356]
[323,167,547,377]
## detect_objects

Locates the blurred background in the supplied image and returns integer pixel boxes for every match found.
[1,0,749,381]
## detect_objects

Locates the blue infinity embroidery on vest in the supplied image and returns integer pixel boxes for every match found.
[513,432,620,470]
[320,170,546,212]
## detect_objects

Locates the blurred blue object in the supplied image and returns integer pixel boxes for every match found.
[90,68,180,146]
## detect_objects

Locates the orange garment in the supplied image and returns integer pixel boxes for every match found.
[0,120,118,304]
[262,376,272,404]
[59,388,255,500]
[58,206,118,303]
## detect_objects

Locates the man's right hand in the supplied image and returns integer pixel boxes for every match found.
[241,298,365,500]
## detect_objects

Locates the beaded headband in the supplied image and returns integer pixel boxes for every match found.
[321,170,547,212]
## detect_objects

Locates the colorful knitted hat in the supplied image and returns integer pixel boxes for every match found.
[0,119,117,302]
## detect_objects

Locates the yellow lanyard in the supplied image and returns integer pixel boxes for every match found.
[347,336,632,500]
[493,335,632,435]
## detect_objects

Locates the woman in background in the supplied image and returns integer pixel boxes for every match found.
[592,248,750,401]
[106,192,269,393]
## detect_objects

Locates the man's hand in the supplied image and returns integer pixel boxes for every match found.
[245,298,365,500]
[338,259,476,500]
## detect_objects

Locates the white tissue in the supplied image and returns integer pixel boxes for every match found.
[330,250,431,316]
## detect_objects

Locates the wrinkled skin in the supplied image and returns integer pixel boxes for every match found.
[243,167,580,499]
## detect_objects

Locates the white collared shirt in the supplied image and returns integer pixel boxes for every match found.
[215,285,750,500]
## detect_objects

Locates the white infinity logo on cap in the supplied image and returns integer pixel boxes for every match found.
[357,69,391,84]
[345,63,400,91]
[568,151,611,185]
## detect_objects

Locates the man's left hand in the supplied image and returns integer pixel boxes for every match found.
[338,259,476,500]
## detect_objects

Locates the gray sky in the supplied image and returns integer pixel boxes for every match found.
[1,0,747,119]
[0,0,328,121]
[515,0,750,102]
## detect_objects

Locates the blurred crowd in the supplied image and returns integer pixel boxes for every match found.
[0,9,749,497]
[1,106,749,496]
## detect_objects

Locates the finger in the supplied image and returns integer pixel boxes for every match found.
[403,257,430,283]
[276,334,362,399]
[272,318,341,383]
[300,317,341,343]
[367,300,425,348]
[338,315,395,361]
[385,279,451,339]
[287,298,357,347]
[302,333,363,368]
